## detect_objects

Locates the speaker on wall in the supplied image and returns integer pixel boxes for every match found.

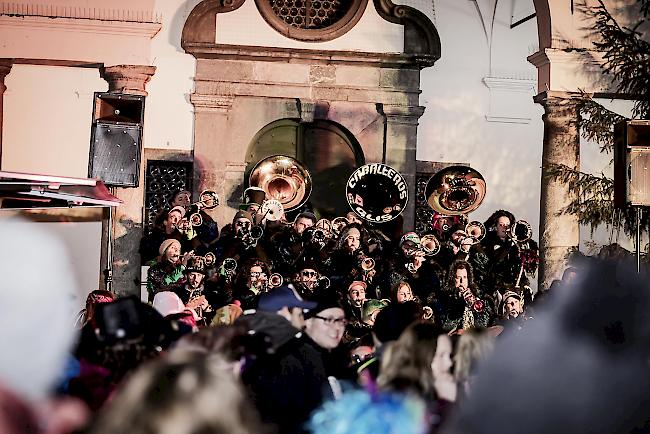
[89,92,145,187]
[614,120,650,208]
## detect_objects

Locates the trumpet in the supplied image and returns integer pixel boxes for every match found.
[241,225,264,248]
[189,212,203,226]
[508,220,533,243]
[317,276,331,290]
[360,256,375,272]
[220,257,237,283]
[420,234,441,256]
[269,273,283,288]
[331,216,349,237]
[315,219,333,237]
[204,252,216,267]
[465,221,486,242]
[310,227,328,245]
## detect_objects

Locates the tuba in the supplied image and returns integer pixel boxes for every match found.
[465,221,486,242]
[346,163,408,223]
[508,220,532,243]
[425,166,486,216]
[249,155,312,212]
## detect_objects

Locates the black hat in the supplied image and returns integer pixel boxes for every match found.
[185,256,206,274]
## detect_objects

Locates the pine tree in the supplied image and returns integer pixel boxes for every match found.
[546,0,650,237]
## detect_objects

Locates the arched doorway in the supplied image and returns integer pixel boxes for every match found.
[245,118,365,218]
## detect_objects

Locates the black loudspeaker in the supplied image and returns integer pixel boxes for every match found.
[614,120,650,208]
[89,93,145,187]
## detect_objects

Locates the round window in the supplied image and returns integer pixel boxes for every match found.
[255,0,368,41]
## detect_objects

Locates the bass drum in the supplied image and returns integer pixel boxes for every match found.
[346,163,408,223]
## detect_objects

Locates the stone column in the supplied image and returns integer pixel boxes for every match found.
[535,91,580,291]
[190,94,237,227]
[99,65,156,296]
[383,104,425,232]
[0,60,13,166]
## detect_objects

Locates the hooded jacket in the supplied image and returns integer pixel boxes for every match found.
[239,311,329,434]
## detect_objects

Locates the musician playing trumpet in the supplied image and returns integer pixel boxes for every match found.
[169,255,213,324]
[146,238,195,302]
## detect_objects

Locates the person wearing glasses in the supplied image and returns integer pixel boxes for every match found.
[304,297,349,380]
[293,259,329,301]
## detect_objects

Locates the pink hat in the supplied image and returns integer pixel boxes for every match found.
[152,291,185,317]
[168,206,186,218]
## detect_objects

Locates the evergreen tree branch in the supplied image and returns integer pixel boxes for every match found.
[577,94,626,154]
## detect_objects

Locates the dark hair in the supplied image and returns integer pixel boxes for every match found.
[446,260,476,291]
[484,209,516,231]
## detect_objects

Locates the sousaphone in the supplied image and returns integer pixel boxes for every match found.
[425,165,486,216]
[249,155,312,212]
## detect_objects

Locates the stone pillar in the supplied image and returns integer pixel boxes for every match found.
[0,60,13,166]
[535,91,580,291]
[383,104,425,232]
[99,65,156,296]
[190,94,237,227]
[100,65,156,96]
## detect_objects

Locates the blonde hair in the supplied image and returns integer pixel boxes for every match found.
[90,351,261,434]
[377,321,439,396]
[453,329,495,384]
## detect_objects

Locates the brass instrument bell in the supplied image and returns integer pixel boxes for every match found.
[508,220,532,243]
[425,165,486,215]
[420,234,441,256]
[465,221,486,241]
[249,155,312,212]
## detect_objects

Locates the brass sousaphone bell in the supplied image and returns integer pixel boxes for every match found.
[249,155,312,212]
[425,165,486,216]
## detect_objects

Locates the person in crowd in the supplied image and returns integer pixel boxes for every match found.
[377,321,448,409]
[342,280,370,341]
[169,255,212,323]
[428,260,494,333]
[329,223,370,283]
[293,259,330,300]
[498,290,532,330]
[230,258,272,309]
[269,211,317,274]
[210,303,244,327]
[146,239,193,301]
[391,279,417,304]
[443,259,650,434]
[73,290,116,329]
[308,389,428,434]
[453,329,496,400]
[361,299,390,327]
[481,209,538,299]
[89,351,261,434]
[238,285,328,434]
[139,206,192,264]
[71,297,172,411]
[431,333,457,403]
[304,297,349,380]
[170,189,220,255]
[213,210,265,265]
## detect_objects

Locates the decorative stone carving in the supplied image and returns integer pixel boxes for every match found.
[100,65,156,96]
[373,0,441,59]
[182,0,247,46]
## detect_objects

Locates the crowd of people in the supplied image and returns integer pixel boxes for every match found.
[3,187,649,434]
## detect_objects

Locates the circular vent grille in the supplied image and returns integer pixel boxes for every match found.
[270,0,351,29]
[256,0,367,41]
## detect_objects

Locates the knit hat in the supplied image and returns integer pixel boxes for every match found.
[361,299,390,325]
[233,210,253,224]
[152,291,186,317]
[168,206,186,218]
[159,238,181,256]
[348,280,368,294]
[210,304,244,326]
[500,290,523,316]
[399,232,421,246]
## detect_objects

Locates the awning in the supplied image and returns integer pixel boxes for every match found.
[0,171,123,209]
